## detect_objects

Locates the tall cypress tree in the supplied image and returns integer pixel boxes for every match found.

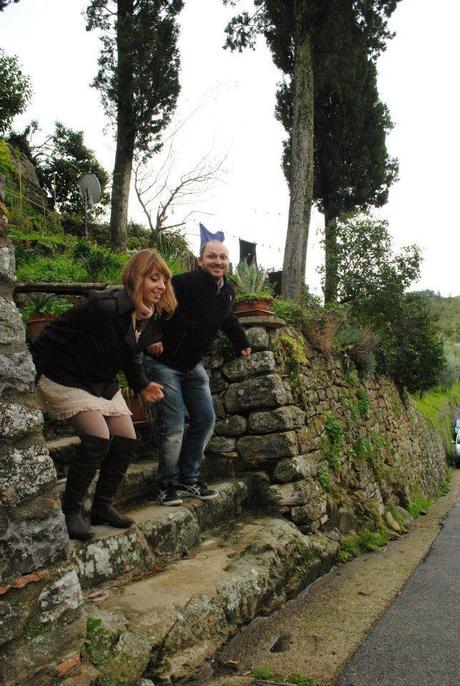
[86,0,183,251]
[224,0,400,298]
[277,2,399,302]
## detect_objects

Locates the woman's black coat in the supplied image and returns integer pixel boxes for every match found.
[31,288,161,399]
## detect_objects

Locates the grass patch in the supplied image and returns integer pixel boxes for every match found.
[436,473,451,497]
[406,492,432,518]
[337,526,390,563]
[251,666,319,686]
[289,675,319,686]
[252,666,277,680]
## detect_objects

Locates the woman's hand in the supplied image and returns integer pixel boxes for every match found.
[240,347,252,358]
[141,382,164,403]
[146,341,164,356]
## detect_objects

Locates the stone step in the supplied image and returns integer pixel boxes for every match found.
[82,515,338,686]
[72,478,252,589]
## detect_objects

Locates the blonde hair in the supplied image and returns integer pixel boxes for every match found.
[122,249,177,317]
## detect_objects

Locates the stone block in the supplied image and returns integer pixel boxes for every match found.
[210,371,226,393]
[38,569,83,624]
[0,350,36,397]
[224,374,290,413]
[0,598,30,646]
[0,512,68,581]
[245,326,269,351]
[290,490,327,524]
[297,427,317,453]
[138,507,200,558]
[248,406,305,434]
[0,402,43,440]
[238,431,298,464]
[222,350,276,381]
[203,353,224,369]
[212,395,226,419]
[0,618,85,686]
[0,445,56,508]
[214,414,247,436]
[0,297,25,345]
[72,528,156,589]
[267,478,326,514]
[271,453,320,483]
[0,244,15,283]
[207,435,237,454]
[201,452,239,481]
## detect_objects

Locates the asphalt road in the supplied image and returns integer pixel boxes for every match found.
[336,490,460,686]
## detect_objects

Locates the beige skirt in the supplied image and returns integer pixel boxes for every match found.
[36,375,131,421]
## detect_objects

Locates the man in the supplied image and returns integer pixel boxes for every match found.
[144,240,251,505]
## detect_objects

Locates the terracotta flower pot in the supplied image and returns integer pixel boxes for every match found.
[27,315,55,341]
[234,299,273,316]
[122,390,149,428]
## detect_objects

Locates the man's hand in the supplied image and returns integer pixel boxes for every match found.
[146,341,163,356]
[141,382,164,403]
[240,347,252,358]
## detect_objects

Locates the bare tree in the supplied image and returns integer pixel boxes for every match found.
[134,146,225,244]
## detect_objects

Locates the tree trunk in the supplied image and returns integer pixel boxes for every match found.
[109,0,136,251]
[324,208,338,304]
[281,3,314,299]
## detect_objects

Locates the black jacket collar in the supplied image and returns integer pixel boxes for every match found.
[195,268,229,292]
[114,287,135,314]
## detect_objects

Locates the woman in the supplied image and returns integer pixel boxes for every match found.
[32,249,176,541]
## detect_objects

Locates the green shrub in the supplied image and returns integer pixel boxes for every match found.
[323,413,344,469]
[316,464,332,491]
[356,387,370,418]
[352,435,372,461]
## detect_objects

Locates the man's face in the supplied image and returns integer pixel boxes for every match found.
[198,241,229,282]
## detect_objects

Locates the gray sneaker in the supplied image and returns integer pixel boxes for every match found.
[178,482,218,500]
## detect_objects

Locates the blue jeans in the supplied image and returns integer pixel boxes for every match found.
[143,357,215,489]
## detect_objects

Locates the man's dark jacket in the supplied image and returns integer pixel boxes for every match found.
[31,288,160,399]
[154,268,250,371]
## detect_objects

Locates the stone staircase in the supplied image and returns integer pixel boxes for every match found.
[67,499,338,686]
[48,432,339,685]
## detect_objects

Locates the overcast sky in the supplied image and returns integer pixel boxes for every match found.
[2,0,459,296]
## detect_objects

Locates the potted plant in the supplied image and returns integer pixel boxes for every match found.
[231,261,274,316]
[22,294,71,341]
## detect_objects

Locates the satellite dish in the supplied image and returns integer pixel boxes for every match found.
[78,173,101,206]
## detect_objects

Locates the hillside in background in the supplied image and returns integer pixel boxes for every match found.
[418,291,460,342]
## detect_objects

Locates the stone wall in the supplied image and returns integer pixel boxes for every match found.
[0,203,84,685]
[203,319,447,534]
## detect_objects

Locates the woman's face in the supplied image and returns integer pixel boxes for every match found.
[142,269,167,306]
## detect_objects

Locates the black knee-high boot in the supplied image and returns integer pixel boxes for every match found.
[62,434,111,541]
[90,435,136,528]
